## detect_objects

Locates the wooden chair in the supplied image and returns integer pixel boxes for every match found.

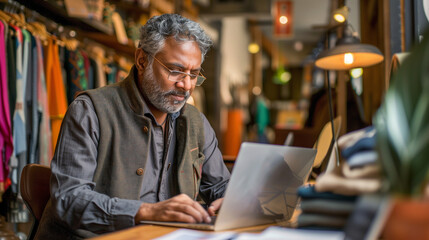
[20,164,51,240]
[310,116,342,178]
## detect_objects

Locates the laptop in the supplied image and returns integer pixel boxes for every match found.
[140,142,317,231]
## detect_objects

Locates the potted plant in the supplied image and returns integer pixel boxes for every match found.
[374,29,429,239]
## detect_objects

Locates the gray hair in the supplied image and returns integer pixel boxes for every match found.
[138,14,212,62]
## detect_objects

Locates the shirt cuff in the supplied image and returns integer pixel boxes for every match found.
[110,198,142,231]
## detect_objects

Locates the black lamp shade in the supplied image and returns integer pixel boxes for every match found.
[315,32,384,70]
[315,43,384,70]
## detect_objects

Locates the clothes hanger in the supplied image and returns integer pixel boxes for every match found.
[29,22,50,45]
[62,38,79,51]
[2,1,25,28]
[0,10,13,23]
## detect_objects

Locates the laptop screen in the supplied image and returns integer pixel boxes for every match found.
[214,142,316,231]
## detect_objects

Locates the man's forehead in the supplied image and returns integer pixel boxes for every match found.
[156,39,202,63]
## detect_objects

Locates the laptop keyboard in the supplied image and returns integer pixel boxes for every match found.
[201,215,217,225]
[176,216,217,230]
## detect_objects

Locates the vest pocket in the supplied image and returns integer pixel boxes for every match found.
[192,155,205,199]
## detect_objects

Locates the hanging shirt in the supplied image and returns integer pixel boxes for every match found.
[0,20,13,195]
[88,57,96,89]
[87,44,106,88]
[45,37,68,151]
[36,37,52,166]
[25,34,39,164]
[65,49,88,104]
[10,24,25,194]
[81,50,90,83]
[17,29,30,154]
[106,62,117,85]
[12,26,24,153]
[7,25,16,125]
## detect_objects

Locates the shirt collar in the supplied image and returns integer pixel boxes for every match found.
[141,97,181,123]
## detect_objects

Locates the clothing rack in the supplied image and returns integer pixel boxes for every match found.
[2,0,136,58]
[0,2,136,238]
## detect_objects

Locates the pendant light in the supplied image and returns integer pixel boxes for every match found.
[315,22,384,70]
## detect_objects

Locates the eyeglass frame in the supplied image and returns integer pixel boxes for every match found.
[149,54,206,86]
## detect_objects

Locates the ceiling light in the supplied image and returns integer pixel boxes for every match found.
[333,6,349,23]
[279,16,288,24]
[248,42,260,54]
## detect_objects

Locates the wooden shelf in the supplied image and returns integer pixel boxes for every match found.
[107,0,150,15]
[14,0,202,59]
[82,32,136,58]
[16,0,113,35]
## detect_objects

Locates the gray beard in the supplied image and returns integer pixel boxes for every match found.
[140,66,190,113]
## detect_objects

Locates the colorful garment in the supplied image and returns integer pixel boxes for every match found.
[0,20,13,195]
[65,49,88,104]
[36,37,52,165]
[45,37,68,151]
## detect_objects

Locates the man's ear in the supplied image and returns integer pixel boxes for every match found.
[135,48,147,71]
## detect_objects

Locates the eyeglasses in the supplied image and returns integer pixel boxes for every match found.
[151,55,206,86]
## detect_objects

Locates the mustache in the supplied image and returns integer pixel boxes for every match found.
[165,90,190,98]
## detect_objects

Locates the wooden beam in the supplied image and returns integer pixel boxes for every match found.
[384,0,392,90]
[360,0,387,124]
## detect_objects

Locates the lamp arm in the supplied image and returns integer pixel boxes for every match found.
[325,70,341,167]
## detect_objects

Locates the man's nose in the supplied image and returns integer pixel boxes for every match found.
[177,74,193,91]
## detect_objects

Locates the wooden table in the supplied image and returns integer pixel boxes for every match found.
[89,222,293,240]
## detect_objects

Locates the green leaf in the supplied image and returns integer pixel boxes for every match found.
[374,29,429,197]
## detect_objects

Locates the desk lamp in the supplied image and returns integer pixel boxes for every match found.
[314,21,384,168]
[315,22,384,70]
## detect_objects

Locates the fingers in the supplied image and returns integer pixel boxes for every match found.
[163,209,199,223]
[208,198,224,216]
[175,194,211,223]
[176,202,210,223]
[193,201,212,223]
[208,206,216,216]
[135,194,211,223]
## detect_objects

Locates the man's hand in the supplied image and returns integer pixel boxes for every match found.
[208,198,223,216]
[134,194,211,224]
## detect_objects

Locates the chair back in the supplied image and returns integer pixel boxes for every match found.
[312,116,342,168]
[20,164,51,239]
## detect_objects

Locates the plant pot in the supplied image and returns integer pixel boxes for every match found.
[382,198,429,240]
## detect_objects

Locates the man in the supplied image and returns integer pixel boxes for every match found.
[36,14,230,239]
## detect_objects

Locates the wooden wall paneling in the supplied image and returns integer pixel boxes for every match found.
[360,0,388,124]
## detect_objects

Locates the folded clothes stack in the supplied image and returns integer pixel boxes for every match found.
[315,126,381,196]
[339,126,378,168]
[296,127,382,230]
[297,185,357,230]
